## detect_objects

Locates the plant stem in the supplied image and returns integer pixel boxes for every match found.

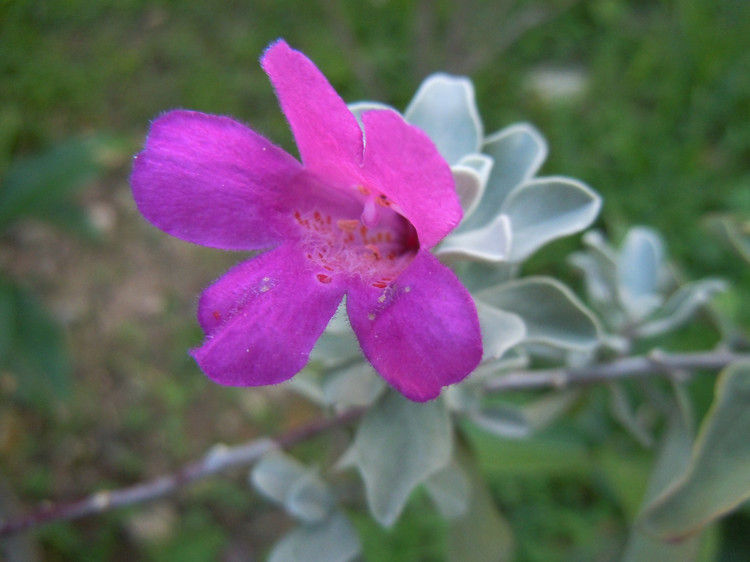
[0,407,364,537]
[483,349,747,392]
[2,348,747,537]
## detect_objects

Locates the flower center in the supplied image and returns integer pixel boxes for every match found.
[294,192,418,287]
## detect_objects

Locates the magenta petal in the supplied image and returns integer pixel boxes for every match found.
[360,109,462,249]
[347,250,482,401]
[192,245,345,386]
[261,40,364,188]
[132,110,304,250]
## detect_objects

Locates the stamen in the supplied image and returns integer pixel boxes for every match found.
[361,195,381,228]
[295,207,417,284]
[365,244,381,260]
[336,219,359,232]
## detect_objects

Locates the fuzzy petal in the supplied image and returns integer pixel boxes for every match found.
[261,40,364,188]
[360,109,462,249]
[347,250,482,401]
[132,110,304,250]
[192,245,345,386]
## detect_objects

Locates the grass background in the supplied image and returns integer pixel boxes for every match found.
[1,0,748,560]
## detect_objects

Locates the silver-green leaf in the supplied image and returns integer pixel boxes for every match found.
[322,362,385,410]
[464,123,547,230]
[437,213,512,263]
[352,391,452,527]
[251,451,333,524]
[477,277,601,350]
[640,362,750,540]
[268,511,361,562]
[635,279,727,338]
[424,461,471,519]
[502,177,601,261]
[404,74,482,165]
[618,227,665,320]
[623,398,702,561]
[476,303,526,362]
[452,165,484,217]
[447,454,514,562]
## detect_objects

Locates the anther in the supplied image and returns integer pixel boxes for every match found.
[336,219,358,232]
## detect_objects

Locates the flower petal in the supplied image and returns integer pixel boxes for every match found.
[132,110,303,250]
[360,109,462,249]
[261,40,364,187]
[192,245,345,386]
[346,250,482,401]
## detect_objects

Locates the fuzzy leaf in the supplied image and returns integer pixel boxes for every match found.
[268,511,360,562]
[569,251,617,305]
[322,362,385,409]
[352,391,452,527]
[404,74,482,165]
[310,300,360,369]
[464,123,547,230]
[437,213,511,263]
[640,362,750,540]
[251,451,333,524]
[453,260,517,293]
[501,177,601,261]
[636,279,727,337]
[452,165,484,217]
[476,303,526,362]
[618,227,665,319]
[458,153,494,190]
[609,383,654,448]
[286,472,335,523]
[424,461,471,519]
[477,277,600,350]
[470,404,531,439]
[623,399,702,561]
[447,454,514,561]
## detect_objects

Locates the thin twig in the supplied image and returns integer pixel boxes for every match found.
[483,349,748,393]
[0,407,364,537]
[2,349,746,537]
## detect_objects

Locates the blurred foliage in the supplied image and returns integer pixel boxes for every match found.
[0,135,118,235]
[0,277,70,407]
[0,0,748,560]
[0,136,115,409]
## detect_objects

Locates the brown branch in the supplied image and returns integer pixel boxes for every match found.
[0,407,364,537]
[2,349,746,538]
[483,349,748,393]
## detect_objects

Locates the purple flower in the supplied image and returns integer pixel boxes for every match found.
[131,40,482,401]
